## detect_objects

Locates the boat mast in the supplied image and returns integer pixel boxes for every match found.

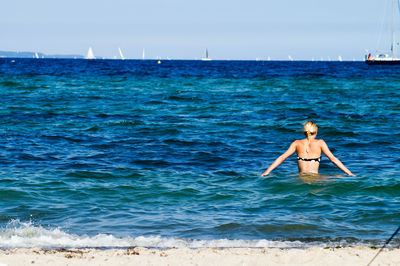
[392,0,395,58]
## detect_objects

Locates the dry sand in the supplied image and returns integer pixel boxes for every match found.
[0,246,398,266]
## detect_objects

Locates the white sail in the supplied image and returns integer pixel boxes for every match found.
[142,48,145,60]
[85,47,96,59]
[201,48,212,61]
[118,47,125,60]
[34,52,39,59]
[288,55,293,61]
[338,56,343,62]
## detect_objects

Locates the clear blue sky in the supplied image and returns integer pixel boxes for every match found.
[0,0,394,60]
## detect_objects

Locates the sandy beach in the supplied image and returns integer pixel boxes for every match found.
[0,246,398,266]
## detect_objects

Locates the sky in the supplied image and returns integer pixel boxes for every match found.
[0,0,396,60]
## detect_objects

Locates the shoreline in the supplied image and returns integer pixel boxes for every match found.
[0,246,398,266]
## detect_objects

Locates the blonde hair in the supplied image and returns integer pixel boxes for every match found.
[303,121,318,153]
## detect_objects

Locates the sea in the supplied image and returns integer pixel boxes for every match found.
[0,58,399,249]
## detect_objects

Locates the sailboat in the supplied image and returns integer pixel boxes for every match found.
[85,47,96,59]
[118,47,125,60]
[34,52,39,59]
[366,0,400,65]
[201,48,212,61]
[142,48,145,60]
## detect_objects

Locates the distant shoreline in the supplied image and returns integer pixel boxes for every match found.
[0,51,362,61]
[0,50,83,59]
[0,57,363,62]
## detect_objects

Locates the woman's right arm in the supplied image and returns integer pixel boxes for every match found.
[320,140,355,176]
[261,141,297,176]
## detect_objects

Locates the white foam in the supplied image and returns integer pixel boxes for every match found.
[0,220,350,249]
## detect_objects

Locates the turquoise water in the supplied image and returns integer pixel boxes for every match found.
[0,59,399,248]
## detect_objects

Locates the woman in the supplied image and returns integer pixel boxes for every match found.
[261,121,355,176]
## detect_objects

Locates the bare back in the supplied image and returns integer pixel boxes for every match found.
[295,139,323,174]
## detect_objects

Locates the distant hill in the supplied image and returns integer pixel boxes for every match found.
[0,50,84,59]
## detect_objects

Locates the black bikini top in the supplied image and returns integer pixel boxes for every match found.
[297,156,321,163]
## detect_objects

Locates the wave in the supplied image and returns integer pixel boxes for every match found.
[0,220,379,249]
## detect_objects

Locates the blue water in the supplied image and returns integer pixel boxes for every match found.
[0,58,399,249]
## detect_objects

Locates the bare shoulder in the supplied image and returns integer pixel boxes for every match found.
[287,140,299,150]
[292,139,301,146]
[316,139,327,147]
